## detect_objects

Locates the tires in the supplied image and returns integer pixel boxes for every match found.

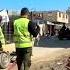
[0,52,10,69]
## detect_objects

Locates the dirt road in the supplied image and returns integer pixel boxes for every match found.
[3,47,70,70]
[1,41,70,70]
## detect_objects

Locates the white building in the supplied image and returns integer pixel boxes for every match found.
[45,11,68,24]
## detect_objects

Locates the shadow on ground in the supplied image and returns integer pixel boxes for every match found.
[34,36,70,48]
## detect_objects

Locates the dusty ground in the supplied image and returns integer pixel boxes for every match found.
[1,44,70,70]
[30,48,70,70]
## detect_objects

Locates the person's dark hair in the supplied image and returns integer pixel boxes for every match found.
[21,8,29,16]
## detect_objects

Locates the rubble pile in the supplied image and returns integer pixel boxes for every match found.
[30,56,70,70]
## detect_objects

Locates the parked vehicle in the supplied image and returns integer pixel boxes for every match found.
[58,26,70,40]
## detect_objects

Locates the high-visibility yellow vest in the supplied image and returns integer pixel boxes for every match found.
[14,18,33,48]
[0,27,5,44]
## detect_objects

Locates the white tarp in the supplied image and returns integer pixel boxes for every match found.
[47,21,54,25]
[0,9,9,23]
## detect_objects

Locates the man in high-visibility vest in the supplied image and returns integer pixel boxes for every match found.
[14,8,33,70]
[0,16,5,49]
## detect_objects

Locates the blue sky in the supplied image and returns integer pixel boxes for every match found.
[0,0,70,11]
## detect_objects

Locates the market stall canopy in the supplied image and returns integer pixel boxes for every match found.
[0,9,9,23]
[47,21,54,25]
